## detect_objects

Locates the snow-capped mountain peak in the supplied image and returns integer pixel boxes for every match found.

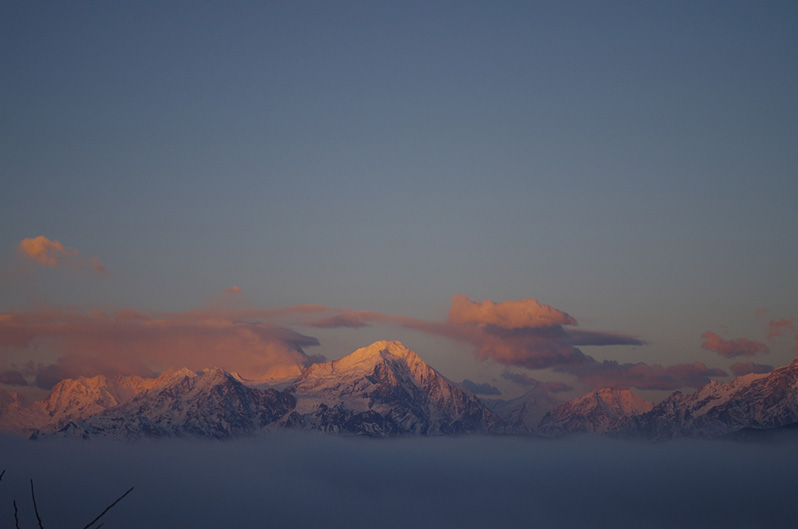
[288,340,499,435]
[538,387,653,437]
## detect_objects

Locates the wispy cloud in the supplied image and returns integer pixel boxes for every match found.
[0,369,28,387]
[729,362,773,377]
[701,331,769,358]
[17,236,109,276]
[768,318,798,352]
[460,379,501,396]
[560,359,727,390]
[500,371,573,393]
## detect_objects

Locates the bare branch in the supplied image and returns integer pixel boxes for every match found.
[82,487,134,529]
[1,469,5,481]
[30,479,44,529]
[13,499,20,529]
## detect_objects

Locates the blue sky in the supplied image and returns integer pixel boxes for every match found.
[2,1,797,399]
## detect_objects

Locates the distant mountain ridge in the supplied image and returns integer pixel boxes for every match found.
[617,359,798,440]
[485,384,562,433]
[538,388,653,437]
[2,341,499,439]
[2,341,798,441]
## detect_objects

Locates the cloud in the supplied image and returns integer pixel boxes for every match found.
[16,236,108,276]
[561,360,727,390]
[543,381,574,393]
[0,294,723,392]
[768,318,797,352]
[729,362,773,377]
[448,294,577,329]
[268,295,726,390]
[223,285,243,295]
[309,311,371,329]
[500,372,573,393]
[500,371,540,386]
[0,369,27,386]
[460,379,501,396]
[701,331,769,358]
[298,295,724,391]
[442,295,644,371]
[0,306,321,388]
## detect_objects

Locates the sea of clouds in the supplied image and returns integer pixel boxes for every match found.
[1,433,796,528]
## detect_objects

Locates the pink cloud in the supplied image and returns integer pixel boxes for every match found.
[700,331,769,358]
[448,294,577,329]
[562,360,727,390]
[729,362,773,377]
[223,286,243,295]
[17,236,109,276]
[307,296,642,372]
[444,295,642,371]
[543,381,574,393]
[0,306,321,388]
[0,294,729,393]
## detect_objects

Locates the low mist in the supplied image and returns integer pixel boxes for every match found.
[1,433,795,528]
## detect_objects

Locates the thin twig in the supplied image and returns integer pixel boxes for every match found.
[0,469,5,481]
[30,479,44,529]
[82,487,134,529]
[13,499,20,529]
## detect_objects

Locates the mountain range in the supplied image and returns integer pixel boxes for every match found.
[2,340,797,440]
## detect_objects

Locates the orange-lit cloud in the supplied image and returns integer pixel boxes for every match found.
[700,331,769,358]
[729,362,773,377]
[304,295,725,390]
[448,294,577,328]
[307,296,643,372]
[444,295,642,371]
[0,294,730,392]
[0,306,322,388]
[223,285,243,295]
[17,236,109,276]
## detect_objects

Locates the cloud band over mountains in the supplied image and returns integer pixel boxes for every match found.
[701,331,769,358]
[0,305,321,389]
[4,293,783,392]
[305,295,729,390]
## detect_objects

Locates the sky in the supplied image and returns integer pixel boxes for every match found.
[2,1,797,401]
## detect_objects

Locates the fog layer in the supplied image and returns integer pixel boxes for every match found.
[1,433,795,528]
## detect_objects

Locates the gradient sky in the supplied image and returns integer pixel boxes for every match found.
[2,1,797,400]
